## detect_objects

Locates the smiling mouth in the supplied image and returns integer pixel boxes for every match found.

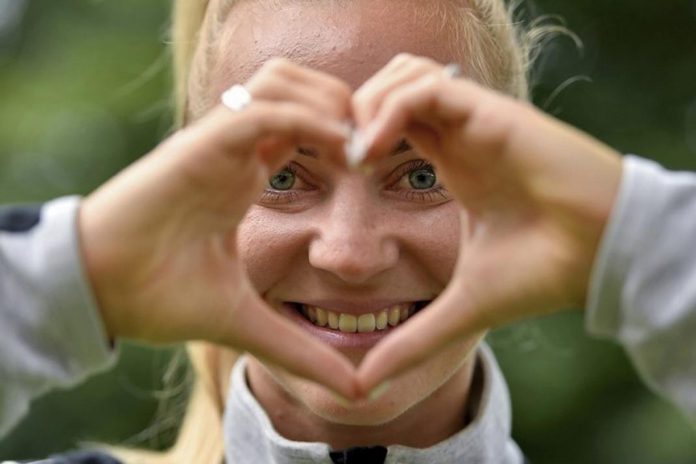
[289,302,429,334]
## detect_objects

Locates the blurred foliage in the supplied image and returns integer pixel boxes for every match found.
[0,0,695,462]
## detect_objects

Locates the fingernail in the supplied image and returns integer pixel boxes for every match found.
[368,381,391,401]
[361,123,378,153]
[336,121,354,139]
[344,129,368,169]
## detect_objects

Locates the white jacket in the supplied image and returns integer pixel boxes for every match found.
[0,155,694,458]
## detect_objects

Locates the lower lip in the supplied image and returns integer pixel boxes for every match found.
[280,303,401,350]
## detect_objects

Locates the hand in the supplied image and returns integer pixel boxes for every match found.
[79,58,360,399]
[351,54,624,394]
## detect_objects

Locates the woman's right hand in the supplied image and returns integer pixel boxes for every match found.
[79,58,360,399]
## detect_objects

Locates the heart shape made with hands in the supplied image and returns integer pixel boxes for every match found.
[84,54,618,403]
[250,54,613,399]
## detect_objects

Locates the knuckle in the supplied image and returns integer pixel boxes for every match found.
[419,56,440,70]
[262,57,293,75]
[246,72,283,98]
[320,86,352,114]
[235,105,263,132]
[249,103,280,126]
[382,91,403,113]
[392,52,415,65]
[330,80,353,102]
[406,57,438,77]
[390,53,435,72]
[353,86,378,114]
[404,55,438,74]
[352,87,370,107]
[273,102,311,128]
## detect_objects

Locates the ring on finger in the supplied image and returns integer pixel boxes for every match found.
[221,84,252,112]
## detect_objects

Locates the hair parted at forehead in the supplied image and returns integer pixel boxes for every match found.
[172,0,558,125]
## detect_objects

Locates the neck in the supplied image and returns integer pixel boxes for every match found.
[246,357,477,450]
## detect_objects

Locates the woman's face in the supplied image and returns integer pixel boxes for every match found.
[205,0,483,430]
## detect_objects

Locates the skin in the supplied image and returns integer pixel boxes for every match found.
[200,0,486,448]
[80,0,622,451]
[353,55,622,392]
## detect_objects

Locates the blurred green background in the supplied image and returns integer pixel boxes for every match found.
[0,0,695,462]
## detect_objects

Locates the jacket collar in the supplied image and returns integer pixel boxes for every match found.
[223,343,523,464]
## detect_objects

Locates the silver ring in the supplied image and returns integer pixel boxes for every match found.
[221,84,252,112]
[443,63,463,79]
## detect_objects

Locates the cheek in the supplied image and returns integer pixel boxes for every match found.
[401,203,463,284]
[237,206,309,294]
[238,202,466,292]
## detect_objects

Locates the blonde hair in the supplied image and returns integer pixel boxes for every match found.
[111,1,548,462]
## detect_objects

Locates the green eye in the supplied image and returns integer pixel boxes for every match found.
[269,169,296,190]
[408,168,436,190]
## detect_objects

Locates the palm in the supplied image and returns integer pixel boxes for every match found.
[121,232,248,343]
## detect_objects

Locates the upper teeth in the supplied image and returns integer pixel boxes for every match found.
[301,304,414,333]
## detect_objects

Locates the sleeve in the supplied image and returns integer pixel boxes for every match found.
[0,196,117,438]
[0,449,123,463]
[586,155,696,419]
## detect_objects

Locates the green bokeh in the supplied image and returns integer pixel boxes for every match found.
[1,0,695,462]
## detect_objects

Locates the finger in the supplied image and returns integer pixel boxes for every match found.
[160,104,349,228]
[353,54,441,128]
[264,57,353,102]
[281,63,354,115]
[251,102,351,168]
[230,289,360,400]
[247,74,350,122]
[357,282,485,394]
[200,103,351,169]
[404,122,443,158]
[363,76,485,164]
[255,135,294,162]
[250,58,353,120]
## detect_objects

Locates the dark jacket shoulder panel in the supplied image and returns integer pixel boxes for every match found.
[8,450,123,464]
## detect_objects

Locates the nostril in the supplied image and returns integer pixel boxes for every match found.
[308,250,397,284]
[308,230,399,284]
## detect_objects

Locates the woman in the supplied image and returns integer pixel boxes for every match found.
[2,0,695,463]
[105,1,549,460]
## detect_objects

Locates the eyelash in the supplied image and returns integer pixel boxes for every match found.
[259,159,448,205]
[386,159,448,203]
[258,163,303,205]
[259,189,300,204]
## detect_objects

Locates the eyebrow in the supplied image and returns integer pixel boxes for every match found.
[392,139,412,156]
[296,139,413,158]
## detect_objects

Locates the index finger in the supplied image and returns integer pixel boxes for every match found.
[352,54,443,128]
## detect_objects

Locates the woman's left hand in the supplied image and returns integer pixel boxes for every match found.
[350,54,624,395]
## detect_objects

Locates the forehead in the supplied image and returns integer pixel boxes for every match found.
[212,0,461,91]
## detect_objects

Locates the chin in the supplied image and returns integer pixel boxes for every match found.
[272,342,474,426]
[248,335,484,445]
[299,381,419,426]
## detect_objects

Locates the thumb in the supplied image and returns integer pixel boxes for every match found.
[230,290,360,401]
[357,283,485,395]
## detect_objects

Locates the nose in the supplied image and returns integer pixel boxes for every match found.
[308,186,399,285]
